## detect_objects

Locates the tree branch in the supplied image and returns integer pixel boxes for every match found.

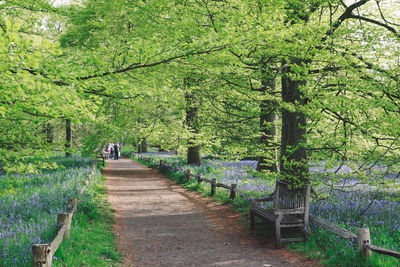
[326,0,371,37]
[78,44,227,80]
[349,14,398,36]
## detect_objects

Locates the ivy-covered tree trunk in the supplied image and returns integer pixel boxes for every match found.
[280,61,309,184]
[137,138,147,153]
[65,119,72,158]
[257,74,278,172]
[141,138,148,153]
[185,89,202,165]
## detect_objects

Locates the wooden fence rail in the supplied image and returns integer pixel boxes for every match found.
[365,244,400,259]
[32,163,96,267]
[309,215,357,241]
[136,154,400,261]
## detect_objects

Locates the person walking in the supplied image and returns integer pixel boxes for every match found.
[106,143,111,159]
[109,143,114,159]
[114,142,120,160]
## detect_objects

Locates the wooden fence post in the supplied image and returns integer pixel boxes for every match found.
[67,198,77,214]
[186,169,192,182]
[357,228,372,258]
[32,244,52,267]
[230,184,237,199]
[58,213,72,239]
[210,178,216,196]
[196,174,202,184]
[79,181,88,196]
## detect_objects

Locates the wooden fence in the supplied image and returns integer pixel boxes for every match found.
[143,157,263,202]
[310,216,400,259]
[136,154,400,260]
[96,154,105,166]
[31,163,96,267]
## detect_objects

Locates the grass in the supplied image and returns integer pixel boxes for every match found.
[53,177,121,266]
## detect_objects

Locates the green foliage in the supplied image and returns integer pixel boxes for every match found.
[2,0,400,263]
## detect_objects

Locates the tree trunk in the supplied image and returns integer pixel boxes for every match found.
[257,73,278,172]
[46,123,53,144]
[141,138,148,153]
[137,138,147,153]
[65,119,72,158]
[185,87,202,165]
[187,143,202,165]
[280,60,309,184]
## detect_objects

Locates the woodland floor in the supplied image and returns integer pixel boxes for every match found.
[103,157,317,267]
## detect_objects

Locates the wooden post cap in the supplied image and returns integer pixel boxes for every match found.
[230,184,237,199]
[67,198,78,213]
[357,228,372,258]
[210,178,217,196]
[32,244,52,267]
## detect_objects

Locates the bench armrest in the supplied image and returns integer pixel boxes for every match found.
[251,194,274,208]
[253,195,273,202]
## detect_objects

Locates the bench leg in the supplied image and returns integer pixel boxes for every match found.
[304,226,309,242]
[275,222,282,248]
[250,212,255,231]
[275,215,283,248]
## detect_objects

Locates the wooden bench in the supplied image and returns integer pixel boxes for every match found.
[250,181,311,248]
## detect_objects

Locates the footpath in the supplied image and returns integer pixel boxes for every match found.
[103,157,313,267]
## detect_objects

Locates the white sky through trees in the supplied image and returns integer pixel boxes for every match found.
[52,0,71,7]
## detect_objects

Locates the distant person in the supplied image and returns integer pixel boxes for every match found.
[114,142,120,160]
[106,143,111,159]
[108,143,114,159]
[101,147,107,159]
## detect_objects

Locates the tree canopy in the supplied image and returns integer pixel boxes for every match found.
[1,0,400,189]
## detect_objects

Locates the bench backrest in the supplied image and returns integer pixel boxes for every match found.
[273,181,311,223]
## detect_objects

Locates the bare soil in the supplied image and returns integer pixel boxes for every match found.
[104,157,316,267]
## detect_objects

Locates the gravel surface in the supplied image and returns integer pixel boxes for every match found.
[104,158,315,267]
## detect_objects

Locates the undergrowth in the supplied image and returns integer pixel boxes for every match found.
[53,175,121,266]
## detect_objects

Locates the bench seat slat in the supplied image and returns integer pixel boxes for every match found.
[252,207,304,225]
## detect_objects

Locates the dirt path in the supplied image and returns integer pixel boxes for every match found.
[104,158,313,267]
